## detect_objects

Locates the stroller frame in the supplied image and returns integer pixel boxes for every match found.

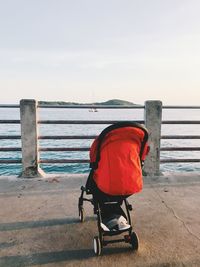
[79,186,139,255]
[78,122,148,255]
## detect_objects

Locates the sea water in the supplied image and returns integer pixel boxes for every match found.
[1,107,200,176]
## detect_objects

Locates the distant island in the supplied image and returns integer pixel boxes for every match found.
[39,99,137,106]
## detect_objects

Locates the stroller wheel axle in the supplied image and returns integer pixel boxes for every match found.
[128,204,133,211]
[124,234,131,243]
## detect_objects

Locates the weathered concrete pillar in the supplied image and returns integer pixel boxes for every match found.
[144,100,162,176]
[19,99,45,178]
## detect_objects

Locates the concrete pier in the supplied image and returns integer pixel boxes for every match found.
[144,100,162,176]
[0,173,199,267]
[19,99,45,178]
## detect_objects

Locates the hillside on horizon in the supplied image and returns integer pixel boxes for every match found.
[39,99,137,106]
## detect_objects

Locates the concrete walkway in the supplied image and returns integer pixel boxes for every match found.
[0,173,200,267]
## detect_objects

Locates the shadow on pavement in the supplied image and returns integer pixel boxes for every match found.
[0,216,95,232]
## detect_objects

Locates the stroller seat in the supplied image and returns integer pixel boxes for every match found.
[101,213,131,232]
[78,122,149,255]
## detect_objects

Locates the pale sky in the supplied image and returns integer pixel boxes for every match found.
[0,0,200,104]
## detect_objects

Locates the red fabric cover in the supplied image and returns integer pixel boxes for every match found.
[90,127,149,196]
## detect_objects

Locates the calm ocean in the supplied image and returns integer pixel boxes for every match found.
[1,107,200,176]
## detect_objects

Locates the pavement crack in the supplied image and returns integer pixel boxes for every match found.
[150,183,200,243]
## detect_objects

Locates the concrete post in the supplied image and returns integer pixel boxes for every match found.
[144,100,162,176]
[19,99,45,178]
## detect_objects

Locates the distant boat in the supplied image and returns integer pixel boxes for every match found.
[89,108,98,112]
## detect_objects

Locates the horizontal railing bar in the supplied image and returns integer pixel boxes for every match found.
[162,121,200,124]
[38,120,144,124]
[3,147,200,152]
[163,106,200,109]
[1,134,200,140]
[1,120,200,125]
[0,159,21,164]
[1,104,200,109]
[161,135,200,139]
[39,159,90,163]
[2,147,200,152]
[40,158,200,164]
[38,135,97,140]
[160,159,200,163]
[0,120,20,124]
[38,104,144,109]
[1,135,200,140]
[0,104,19,108]
[0,148,21,151]
[0,135,21,139]
[161,147,200,151]
[39,147,89,152]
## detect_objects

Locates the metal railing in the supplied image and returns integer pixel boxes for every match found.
[38,104,144,165]
[160,106,200,163]
[0,104,21,164]
[1,102,200,174]
[0,104,144,166]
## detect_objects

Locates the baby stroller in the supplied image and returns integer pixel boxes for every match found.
[78,122,149,255]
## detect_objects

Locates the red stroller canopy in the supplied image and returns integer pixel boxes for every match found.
[89,122,149,196]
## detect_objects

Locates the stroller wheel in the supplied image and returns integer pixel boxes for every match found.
[130,232,139,250]
[93,236,102,256]
[79,207,85,222]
